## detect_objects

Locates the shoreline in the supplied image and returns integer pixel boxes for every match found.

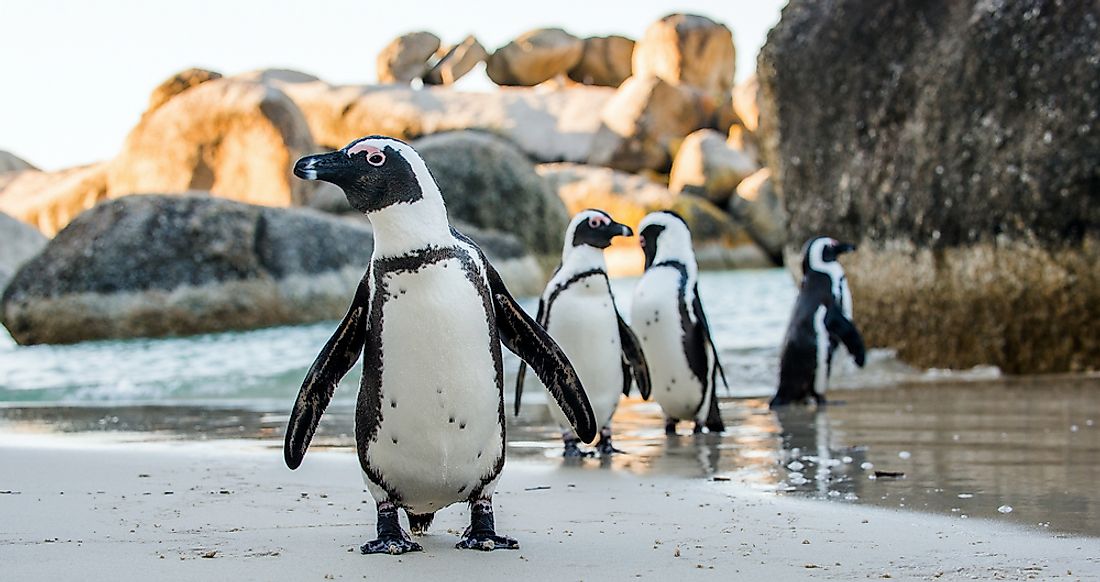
[1,439,1096,581]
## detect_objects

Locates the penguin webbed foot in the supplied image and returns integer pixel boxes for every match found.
[456,499,519,552]
[595,437,626,456]
[664,419,679,436]
[562,436,594,458]
[360,536,422,555]
[362,501,423,555]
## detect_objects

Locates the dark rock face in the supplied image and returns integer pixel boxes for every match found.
[2,195,374,344]
[760,0,1100,373]
[413,131,568,257]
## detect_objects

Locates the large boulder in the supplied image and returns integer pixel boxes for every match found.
[0,195,543,344]
[759,0,1100,373]
[732,73,760,132]
[376,32,441,84]
[728,168,785,265]
[270,80,613,164]
[0,213,46,292]
[0,163,109,236]
[146,68,222,113]
[486,28,583,86]
[632,14,736,100]
[424,36,488,86]
[108,78,318,208]
[413,131,568,258]
[0,151,36,174]
[538,162,772,271]
[668,128,757,204]
[588,76,711,173]
[567,36,635,87]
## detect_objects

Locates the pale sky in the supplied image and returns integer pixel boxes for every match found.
[1,0,786,171]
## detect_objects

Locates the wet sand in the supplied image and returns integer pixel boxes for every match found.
[1,439,1097,581]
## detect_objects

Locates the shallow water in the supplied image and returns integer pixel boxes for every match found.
[2,268,1096,535]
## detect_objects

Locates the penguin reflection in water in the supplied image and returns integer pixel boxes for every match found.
[631,211,728,435]
[514,210,651,457]
[771,236,866,408]
[283,136,596,555]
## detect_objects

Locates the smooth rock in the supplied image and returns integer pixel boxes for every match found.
[486,28,583,86]
[413,131,568,258]
[108,78,318,208]
[0,151,36,175]
[668,128,757,205]
[0,163,109,236]
[146,68,223,113]
[760,0,1100,373]
[270,80,613,164]
[567,35,634,87]
[729,168,785,264]
[732,73,760,132]
[633,14,735,100]
[424,36,488,86]
[588,76,711,173]
[0,212,47,292]
[376,31,441,84]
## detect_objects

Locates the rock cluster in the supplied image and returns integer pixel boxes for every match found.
[759,0,1100,373]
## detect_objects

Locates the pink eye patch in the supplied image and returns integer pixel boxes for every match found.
[587,215,610,228]
[347,142,386,166]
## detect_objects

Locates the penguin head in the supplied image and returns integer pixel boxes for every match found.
[638,211,694,270]
[294,136,433,215]
[802,236,857,275]
[564,209,632,254]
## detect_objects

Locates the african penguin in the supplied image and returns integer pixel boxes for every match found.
[514,209,651,457]
[771,236,866,408]
[631,211,728,435]
[284,136,596,555]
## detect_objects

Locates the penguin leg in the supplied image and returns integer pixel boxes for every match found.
[456,498,519,551]
[595,425,626,456]
[407,510,435,536]
[360,500,422,555]
[562,431,594,458]
[664,418,679,436]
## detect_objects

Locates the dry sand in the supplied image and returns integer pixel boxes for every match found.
[1,437,1097,581]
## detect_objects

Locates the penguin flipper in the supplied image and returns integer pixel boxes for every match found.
[513,298,546,416]
[825,307,866,367]
[485,262,597,443]
[692,285,729,392]
[284,277,371,470]
[616,312,652,400]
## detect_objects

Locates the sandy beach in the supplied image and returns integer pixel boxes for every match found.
[1,437,1096,581]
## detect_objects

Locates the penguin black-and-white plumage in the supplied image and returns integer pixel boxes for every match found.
[631,211,727,435]
[284,136,596,555]
[514,209,650,457]
[771,236,866,408]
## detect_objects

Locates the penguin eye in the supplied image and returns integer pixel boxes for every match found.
[587,217,601,229]
[367,152,386,167]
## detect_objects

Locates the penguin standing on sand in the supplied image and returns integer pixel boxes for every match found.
[771,236,866,408]
[284,136,596,555]
[514,209,651,457]
[631,211,728,435]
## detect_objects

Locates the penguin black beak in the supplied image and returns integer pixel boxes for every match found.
[836,242,857,255]
[293,151,348,182]
[617,223,633,237]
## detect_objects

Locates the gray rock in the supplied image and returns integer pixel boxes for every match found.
[486,28,583,86]
[376,31,441,84]
[424,36,488,86]
[413,131,568,258]
[568,36,634,87]
[0,151,36,174]
[0,212,46,293]
[728,168,785,264]
[759,0,1100,373]
[0,194,543,344]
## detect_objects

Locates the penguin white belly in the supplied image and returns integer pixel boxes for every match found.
[632,270,703,421]
[813,305,830,395]
[365,258,503,514]
[542,283,623,431]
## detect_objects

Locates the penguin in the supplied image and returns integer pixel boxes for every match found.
[771,236,866,408]
[284,136,596,555]
[630,211,728,435]
[513,209,651,457]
